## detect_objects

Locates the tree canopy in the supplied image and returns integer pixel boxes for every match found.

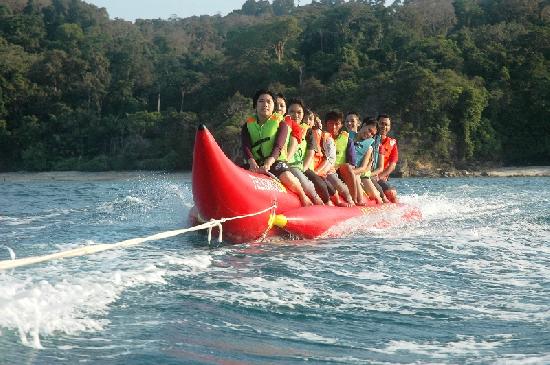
[0,0,548,171]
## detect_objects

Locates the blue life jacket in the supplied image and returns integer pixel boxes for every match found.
[354,137,374,167]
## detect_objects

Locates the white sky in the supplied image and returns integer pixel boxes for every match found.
[84,0,314,21]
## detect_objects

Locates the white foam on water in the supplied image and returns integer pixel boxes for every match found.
[0,210,76,226]
[294,331,337,345]
[400,193,475,221]
[312,192,482,246]
[2,245,16,260]
[322,205,421,241]
[374,334,511,358]
[0,215,35,226]
[179,274,316,311]
[420,264,456,273]
[96,195,153,214]
[162,254,212,271]
[494,354,550,365]
[164,183,193,207]
[315,355,372,364]
[123,196,145,204]
[347,283,454,312]
[460,300,550,322]
[0,259,168,349]
[356,271,389,281]
[221,321,248,332]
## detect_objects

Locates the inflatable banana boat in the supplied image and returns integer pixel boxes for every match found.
[188,125,421,243]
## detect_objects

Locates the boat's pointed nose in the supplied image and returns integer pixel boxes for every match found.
[197,124,207,131]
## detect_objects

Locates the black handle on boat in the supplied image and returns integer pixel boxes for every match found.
[197,124,206,131]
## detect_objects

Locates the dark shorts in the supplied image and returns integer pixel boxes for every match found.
[371,179,384,196]
[269,161,289,177]
[377,179,394,192]
[304,169,335,203]
[335,164,351,181]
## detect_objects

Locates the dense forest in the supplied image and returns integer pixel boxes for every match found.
[0,0,548,172]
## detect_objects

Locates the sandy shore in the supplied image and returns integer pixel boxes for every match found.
[402,165,550,178]
[481,166,550,177]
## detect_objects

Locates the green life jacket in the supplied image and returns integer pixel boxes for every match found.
[334,131,349,168]
[246,113,288,163]
[287,123,310,170]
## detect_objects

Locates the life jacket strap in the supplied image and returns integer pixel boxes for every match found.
[251,137,270,149]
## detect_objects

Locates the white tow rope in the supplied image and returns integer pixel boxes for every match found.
[0,204,277,271]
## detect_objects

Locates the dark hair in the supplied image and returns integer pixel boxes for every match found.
[325,110,343,122]
[253,89,275,109]
[377,113,390,121]
[287,98,305,111]
[361,116,378,129]
[304,108,313,116]
[346,111,360,119]
[275,93,286,101]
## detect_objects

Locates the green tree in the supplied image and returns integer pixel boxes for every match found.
[455,85,489,161]
[273,0,295,16]
[453,0,484,28]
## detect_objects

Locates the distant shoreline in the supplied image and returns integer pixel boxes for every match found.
[398,166,550,178]
[478,166,550,177]
[0,171,189,182]
[0,167,548,182]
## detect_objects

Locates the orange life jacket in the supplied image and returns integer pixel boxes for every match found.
[311,129,331,172]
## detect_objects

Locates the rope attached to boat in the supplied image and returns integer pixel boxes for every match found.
[0,203,277,271]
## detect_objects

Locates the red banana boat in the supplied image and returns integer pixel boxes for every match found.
[189,125,421,243]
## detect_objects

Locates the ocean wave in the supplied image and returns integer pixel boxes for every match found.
[373,334,512,358]
[0,261,167,349]
[96,195,153,214]
[0,209,77,227]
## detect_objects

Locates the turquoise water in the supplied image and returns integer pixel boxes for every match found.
[0,173,549,364]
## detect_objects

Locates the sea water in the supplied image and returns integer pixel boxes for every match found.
[0,173,548,364]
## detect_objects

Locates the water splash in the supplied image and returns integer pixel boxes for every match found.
[2,245,16,260]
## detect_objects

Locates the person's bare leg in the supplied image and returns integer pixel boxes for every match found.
[331,192,351,207]
[279,171,313,206]
[362,178,383,204]
[327,173,354,207]
[290,168,323,205]
[355,175,368,206]
[338,164,360,205]
[384,189,398,203]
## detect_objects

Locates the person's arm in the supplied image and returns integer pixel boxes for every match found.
[378,143,398,180]
[346,138,356,167]
[371,153,385,178]
[302,129,316,171]
[315,136,335,175]
[241,124,259,170]
[353,147,373,175]
[303,149,315,171]
[285,117,302,159]
[378,163,396,181]
[263,122,289,170]
[286,137,298,162]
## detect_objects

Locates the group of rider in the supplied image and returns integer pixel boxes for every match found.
[241,89,399,207]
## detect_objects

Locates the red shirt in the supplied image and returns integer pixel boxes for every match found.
[379,136,398,169]
[284,115,303,141]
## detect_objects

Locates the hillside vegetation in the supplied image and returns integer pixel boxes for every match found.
[0,0,548,172]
